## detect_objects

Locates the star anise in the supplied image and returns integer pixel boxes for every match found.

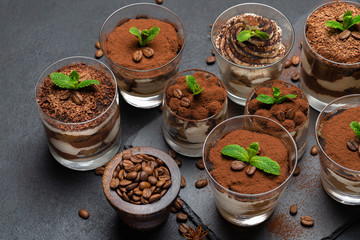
[183,224,209,240]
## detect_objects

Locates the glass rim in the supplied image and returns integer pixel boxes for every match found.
[202,114,298,197]
[315,94,360,174]
[244,79,310,131]
[99,2,186,73]
[211,2,295,70]
[35,56,118,126]
[163,68,227,122]
[303,1,360,66]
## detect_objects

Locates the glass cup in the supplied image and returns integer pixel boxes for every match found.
[300,1,360,112]
[35,56,121,171]
[162,69,228,157]
[316,94,360,205]
[99,3,186,109]
[245,80,310,158]
[203,115,298,226]
[211,3,294,106]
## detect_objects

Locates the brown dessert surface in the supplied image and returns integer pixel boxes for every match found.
[209,129,290,194]
[306,2,360,63]
[166,71,226,120]
[103,18,181,70]
[321,106,360,171]
[247,81,309,132]
[37,63,115,123]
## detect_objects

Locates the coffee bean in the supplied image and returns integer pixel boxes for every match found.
[246,165,256,176]
[134,188,142,196]
[156,180,166,188]
[142,166,153,175]
[300,216,314,227]
[110,178,120,189]
[142,188,152,199]
[71,91,83,105]
[120,187,127,193]
[293,166,301,176]
[132,195,141,202]
[339,30,351,40]
[310,145,318,155]
[336,14,343,22]
[276,111,285,122]
[133,173,140,183]
[150,185,156,193]
[149,161,158,170]
[179,223,189,234]
[156,158,165,166]
[209,24,213,28]
[95,166,105,175]
[175,158,182,167]
[130,156,142,164]
[160,189,167,197]
[155,0,163,5]
[284,60,292,68]
[171,206,178,213]
[122,153,132,160]
[116,188,123,198]
[168,149,177,158]
[290,204,298,215]
[112,169,119,178]
[95,41,101,49]
[149,194,161,203]
[125,171,138,180]
[196,159,205,170]
[206,56,216,65]
[291,55,300,66]
[347,139,359,152]
[139,181,151,190]
[59,90,71,100]
[352,32,360,40]
[132,50,143,62]
[158,175,171,181]
[95,49,103,58]
[300,41,303,49]
[119,179,132,187]
[195,179,208,188]
[122,192,131,202]
[118,169,125,180]
[122,160,134,172]
[128,190,134,199]
[142,47,154,58]
[153,187,161,194]
[291,72,300,82]
[211,48,215,56]
[177,212,188,222]
[173,89,183,99]
[231,161,244,171]
[180,98,191,107]
[174,198,183,210]
[286,109,295,119]
[139,171,149,181]
[163,180,172,189]
[181,176,186,188]
[141,196,149,204]
[78,209,90,219]
[148,176,158,185]
[125,183,138,192]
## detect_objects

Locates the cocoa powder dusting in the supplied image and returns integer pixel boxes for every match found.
[209,130,290,194]
[320,106,360,171]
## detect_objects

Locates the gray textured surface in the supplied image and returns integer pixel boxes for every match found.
[1,0,360,239]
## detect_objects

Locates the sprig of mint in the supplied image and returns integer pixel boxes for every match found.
[50,70,99,90]
[326,10,360,31]
[186,75,203,95]
[350,121,360,139]
[129,26,160,47]
[221,142,280,175]
[237,30,270,42]
[256,87,297,104]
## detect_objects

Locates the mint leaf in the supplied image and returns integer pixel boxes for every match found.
[186,75,203,95]
[129,27,143,46]
[343,11,353,29]
[250,156,281,175]
[129,26,160,47]
[273,87,281,98]
[50,72,76,89]
[237,30,255,42]
[143,26,160,46]
[69,70,79,82]
[78,79,100,89]
[256,95,275,104]
[247,142,259,159]
[325,11,360,31]
[276,94,297,104]
[348,15,360,29]
[254,30,270,40]
[350,121,360,139]
[221,145,249,163]
[326,20,345,31]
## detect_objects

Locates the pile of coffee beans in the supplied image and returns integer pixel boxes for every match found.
[110,152,172,205]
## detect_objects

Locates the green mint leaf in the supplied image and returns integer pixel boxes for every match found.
[237,30,255,42]
[256,94,276,104]
[247,142,259,159]
[186,75,203,95]
[221,145,249,163]
[343,11,353,29]
[143,26,160,46]
[273,87,281,99]
[254,30,270,40]
[250,156,281,175]
[350,121,360,139]
[129,27,143,46]
[348,15,360,29]
[78,79,100,89]
[50,72,76,89]
[69,70,79,82]
[193,87,204,96]
[325,20,345,31]
[276,94,297,104]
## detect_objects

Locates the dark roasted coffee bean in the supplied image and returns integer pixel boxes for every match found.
[142,47,154,58]
[293,166,301,176]
[171,206,178,213]
[180,98,190,107]
[142,188,152,199]
[336,14,343,22]
[155,0,163,5]
[196,159,205,170]
[139,171,149,181]
[110,178,120,189]
[195,179,208,188]
[141,196,149,204]
[120,187,127,193]
[246,165,256,176]
[158,175,171,181]
[286,109,295,119]
[149,161,158,170]
[134,163,141,172]
[78,209,90,219]
[156,180,166,188]
[95,166,105,175]
[95,41,100,49]
[150,185,156,193]
[206,56,216,65]
[173,89,183,99]
[168,149,177,158]
[142,166,153,175]
[143,154,156,161]
[284,60,292,68]
[122,193,131,202]
[95,49,103,58]
[127,190,134,199]
[300,41,303,48]
[291,72,300,82]
[291,55,300,66]
[134,188,142,196]
[112,169,119,178]
[148,176,158,185]
[132,50,143,62]
[130,156,142,164]
[116,188,123,197]
[300,216,314,227]
[352,31,360,40]
[175,158,182,167]
[59,90,71,100]
[119,179,132,187]
[122,153,132,160]
[122,160,134,172]
[174,198,183,210]
[310,145,318,155]
[156,158,165,166]
[179,223,189,234]
[149,194,161,203]
[141,161,147,169]
[231,161,244,171]
[347,140,359,152]
[71,92,83,105]
[125,183,138,192]
[211,48,215,56]
[290,204,298,215]
[125,171,138,180]
[176,212,188,222]
[153,187,161,194]
[163,180,172,189]
[139,181,151,190]
[154,168,159,179]
[132,195,141,202]
[133,173,140,183]
[339,30,351,40]
[160,189,167,197]
[181,176,186,188]
[276,111,285,122]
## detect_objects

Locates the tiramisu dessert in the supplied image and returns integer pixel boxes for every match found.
[301,1,360,111]
[162,70,227,157]
[245,80,309,157]
[36,60,121,170]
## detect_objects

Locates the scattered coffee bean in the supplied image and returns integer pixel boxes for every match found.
[310,145,318,155]
[211,48,215,56]
[246,165,256,176]
[171,206,178,213]
[291,72,300,82]
[206,56,216,65]
[336,14,343,22]
[173,89,183,99]
[59,90,71,100]
[352,32,360,40]
[175,158,182,167]
[71,92,83,105]
[300,216,314,227]
[177,212,188,222]
[179,223,189,234]
[347,139,359,152]
[95,41,100,49]
[95,49,103,58]
[339,30,351,40]
[291,55,300,66]
[181,176,186,188]
[290,204,298,215]
[196,159,205,170]
[195,179,208,188]
[209,24,213,28]
[231,161,244,171]
[95,166,105,175]
[78,209,90,219]
[300,41,303,48]
[174,198,183,210]
[284,60,292,68]
[168,149,177,159]
[142,47,154,58]
[286,109,295,119]
[132,50,143,62]
[276,111,286,122]
[155,0,163,5]
[293,166,301,176]
[180,97,191,107]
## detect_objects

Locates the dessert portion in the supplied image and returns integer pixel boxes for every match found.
[246,80,309,157]
[37,63,121,163]
[301,2,360,110]
[162,70,227,157]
